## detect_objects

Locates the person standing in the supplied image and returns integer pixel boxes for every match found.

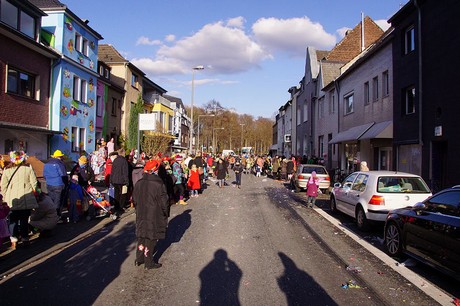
[0,151,38,247]
[187,164,201,197]
[109,151,129,215]
[43,150,68,217]
[215,158,228,188]
[233,160,244,189]
[107,138,115,156]
[172,156,186,205]
[306,171,320,208]
[133,160,169,270]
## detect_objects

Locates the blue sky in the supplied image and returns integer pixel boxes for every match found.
[63,0,407,119]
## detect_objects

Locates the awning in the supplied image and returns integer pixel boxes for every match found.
[359,120,392,140]
[0,121,62,134]
[329,122,374,144]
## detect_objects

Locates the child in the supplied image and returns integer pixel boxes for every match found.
[306,171,320,208]
[187,164,201,198]
[0,195,10,250]
[68,175,84,223]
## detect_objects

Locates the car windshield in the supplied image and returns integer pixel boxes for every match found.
[301,166,327,175]
[377,176,430,193]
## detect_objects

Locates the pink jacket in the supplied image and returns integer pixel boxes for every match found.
[306,177,320,197]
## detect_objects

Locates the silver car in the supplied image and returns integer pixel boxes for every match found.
[330,171,432,230]
[291,164,330,194]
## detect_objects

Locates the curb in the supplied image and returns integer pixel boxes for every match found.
[313,206,453,305]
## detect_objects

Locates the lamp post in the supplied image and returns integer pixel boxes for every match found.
[213,127,225,155]
[198,114,215,152]
[189,65,204,154]
[240,123,245,153]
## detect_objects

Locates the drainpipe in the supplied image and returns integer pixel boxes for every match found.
[334,78,341,170]
[414,0,423,147]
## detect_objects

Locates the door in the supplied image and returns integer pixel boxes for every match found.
[378,147,392,170]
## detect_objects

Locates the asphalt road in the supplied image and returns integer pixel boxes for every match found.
[0,173,451,305]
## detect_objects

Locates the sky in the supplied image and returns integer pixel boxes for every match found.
[63,0,408,119]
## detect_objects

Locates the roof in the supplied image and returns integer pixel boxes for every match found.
[316,50,329,61]
[98,44,128,63]
[29,0,103,39]
[325,16,383,62]
[320,61,346,89]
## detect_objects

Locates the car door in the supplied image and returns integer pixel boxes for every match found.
[345,173,369,216]
[404,190,460,274]
[334,173,358,216]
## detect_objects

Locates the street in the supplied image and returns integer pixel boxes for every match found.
[0,173,456,305]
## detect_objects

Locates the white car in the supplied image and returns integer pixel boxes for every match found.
[330,171,432,230]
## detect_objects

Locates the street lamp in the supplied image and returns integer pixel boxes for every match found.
[189,65,205,154]
[240,123,245,153]
[213,127,225,155]
[198,114,215,152]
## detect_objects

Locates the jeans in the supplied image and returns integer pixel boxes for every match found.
[235,173,242,186]
[47,185,64,212]
[307,196,317,207]
[9,209,31,240]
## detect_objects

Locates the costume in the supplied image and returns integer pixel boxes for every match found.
[29,193,59,231]
[306,171,320,208]
[187,168,201,197]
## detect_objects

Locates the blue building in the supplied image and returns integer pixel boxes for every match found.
[31,0,103,160]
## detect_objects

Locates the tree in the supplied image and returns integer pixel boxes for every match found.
[127,94,144,151]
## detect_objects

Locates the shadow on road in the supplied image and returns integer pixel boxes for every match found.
[199,249,242,306]
[277,252,337,306]
[154,209,192,262]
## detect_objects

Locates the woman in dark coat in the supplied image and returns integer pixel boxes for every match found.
[132,160,169,270]
[215,158,228,188]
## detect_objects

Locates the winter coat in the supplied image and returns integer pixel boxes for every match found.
[29,194,59,230]
[110,156,129,185]
[216,162,228,180]
[187,169,201,190]
[306,177,320,197]
[133,173,169,240]
[172,162,183,184]
[43,158,67,187]
[70,164,94,188]
[0,164,38,210]
[286,160,294,175]
[233,164,244,174]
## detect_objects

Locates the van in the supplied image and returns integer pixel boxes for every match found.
[222,150,235,157]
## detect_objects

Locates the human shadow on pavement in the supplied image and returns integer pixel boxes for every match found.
[0,220,136,306]
[277,252,337,306]
[199,249,242,306]
[153,209,192,262]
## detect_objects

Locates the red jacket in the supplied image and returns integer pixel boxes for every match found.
[187,169,201,190]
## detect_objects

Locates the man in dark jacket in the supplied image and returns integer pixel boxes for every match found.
[109,151,129,215]
[133,160,169,270]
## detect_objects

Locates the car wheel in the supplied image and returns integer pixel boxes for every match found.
[330,196,337,213]
[356,206,369,231]
[384,221,402,257]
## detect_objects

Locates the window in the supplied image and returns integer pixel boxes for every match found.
[405,86,416,114]
[7,67,36,98]
[71,126,86,152]
[75,33,82,52]
[382,71,389,96]
[1,0,18,29]
[296,105,301,125]
[82,38,89,56]
[1,0,36,39]
[319,99,324,118]
[96,95,103,117]
[372,77,379,101]
[104,68,109,79]
[131,74,138,88]
[344,93,354,114]
[111,98,117,116]
[405,26,415,54]
[303,102,308,122]
[318,135,324,158]
[73,76,87,103]
[79,127,86,151]
[364,82,370,105]
[329,91,335,114]
[71,126,78,152]
[352,174,368,192]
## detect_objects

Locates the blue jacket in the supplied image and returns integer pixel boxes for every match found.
[43,158,67,187]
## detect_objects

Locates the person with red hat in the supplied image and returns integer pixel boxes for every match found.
[132,160,169,270]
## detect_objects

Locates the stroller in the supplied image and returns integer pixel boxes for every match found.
[83,185,117,221]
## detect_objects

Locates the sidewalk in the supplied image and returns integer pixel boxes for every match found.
[0,202,134,278]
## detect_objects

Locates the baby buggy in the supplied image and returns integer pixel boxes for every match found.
[83,185,117,221]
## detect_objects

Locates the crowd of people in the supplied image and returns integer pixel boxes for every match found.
[0,138,328,269]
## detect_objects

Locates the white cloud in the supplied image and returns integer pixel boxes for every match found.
[375,19,390,31]
[136,36,162,46]
[252,17,336,56]
[165,34,176,42]
[131,57,185,75]
[226,16,245,29]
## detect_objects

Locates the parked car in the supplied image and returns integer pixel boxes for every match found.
[291,164,330,194]
[330,171,432,230]
[384,186,460,280]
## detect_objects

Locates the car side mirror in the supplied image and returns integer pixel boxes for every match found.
[413,201,426,215]
[334,182,341,188]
